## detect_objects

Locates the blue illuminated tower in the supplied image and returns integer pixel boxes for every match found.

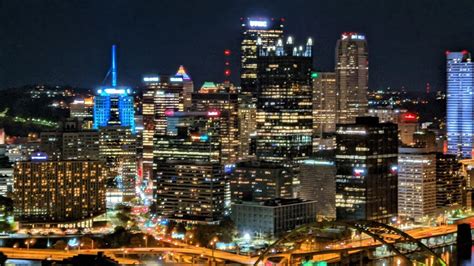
[93,45,135,133]
[446,51,474,158]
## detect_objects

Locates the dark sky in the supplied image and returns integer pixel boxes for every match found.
[1,0,474,92]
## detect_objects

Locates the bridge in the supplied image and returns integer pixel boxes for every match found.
[255,221,454,266]
[0,221,461,265]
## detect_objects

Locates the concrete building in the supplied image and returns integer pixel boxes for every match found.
[299,159,336,220]
[231,198,317,236]
[230,160,293,202]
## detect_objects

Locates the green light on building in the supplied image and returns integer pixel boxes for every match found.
[311,72,319,79]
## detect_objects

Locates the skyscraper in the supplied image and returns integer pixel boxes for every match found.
[446,51,474,158]
[153,111,225,223]
[398,146,436,222]
[175,65,194,111]
[255,37,313,163]
[142,73,189,182]
[336,32,368,124]
[335,117,398,222]
[93,45,135,133]
[313,72,337,135]
[240,17,284,97]
[191,82,239,164]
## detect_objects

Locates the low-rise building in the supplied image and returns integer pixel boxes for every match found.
[231,198,317,236]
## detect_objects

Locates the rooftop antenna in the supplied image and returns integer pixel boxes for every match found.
[111,44,117,87]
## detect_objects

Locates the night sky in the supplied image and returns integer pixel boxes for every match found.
[1,0,474,92]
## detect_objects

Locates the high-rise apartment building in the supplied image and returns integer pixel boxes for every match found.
[13,157,106,228]
[446,51,474,158]
[93,46,135,134]
[336,33,368,124]
[335,117,398,222]
[240,17,284,97]
[255,37,313,163]
[398,146,436,222]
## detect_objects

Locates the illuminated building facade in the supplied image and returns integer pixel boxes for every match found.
[240,17,284,97]
[398,146,436,222]
[335,117,398,222]
[229,160,293,202]
[93,45,135,133]
[153,111,225,223]
[191,82,239,164]
[13,158,106,228]
[313,72,337,135]
[99,126,137,201]
[255,37,313,163]
[446,51,474,158]
[142,72,189,183]
[175,65,194,111]
[336,32,369,124]
[70,97,94,129]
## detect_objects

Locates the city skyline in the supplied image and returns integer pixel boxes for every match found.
[2,0,474,91]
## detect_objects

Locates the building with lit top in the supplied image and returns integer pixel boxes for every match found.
[255,37,313,163]
[93,45,135,133]
[446,51,474,158]
[142,70,191,183]
[13,154,106,228]
[336,32,369,124]
[240,17,284,98]
[153,111,225,223]
[335,117,398,222]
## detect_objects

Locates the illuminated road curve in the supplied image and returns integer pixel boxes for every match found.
[0,247,257,265]
[0,225,459,265]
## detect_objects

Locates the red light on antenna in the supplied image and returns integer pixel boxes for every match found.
[225,62,230,66]
[281,18,285,22]
[224,49,231,56]
[445,50,451,56]
[224,69,231,76]
[462,50,469,55]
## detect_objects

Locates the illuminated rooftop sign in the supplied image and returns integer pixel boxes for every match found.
[341,32,365,41]
[31,152,48,161]
[249,20,268,27]
[207,110,220,117]
[170,77,183,82]
[143,76,160,82]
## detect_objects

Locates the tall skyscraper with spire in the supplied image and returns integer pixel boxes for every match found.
[446,51,474,158]
[93,45,135,133]
[335,32,368,124]
[255,37,313,163]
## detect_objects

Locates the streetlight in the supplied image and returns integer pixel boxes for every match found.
[143,235,148,248]
[209,237,218,264]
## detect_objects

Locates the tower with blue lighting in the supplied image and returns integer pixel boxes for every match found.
[93,45,135,133]
[447,51,474,158]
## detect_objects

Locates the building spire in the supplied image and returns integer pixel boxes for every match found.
[111,45,117,87]
[175,65,191,80]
